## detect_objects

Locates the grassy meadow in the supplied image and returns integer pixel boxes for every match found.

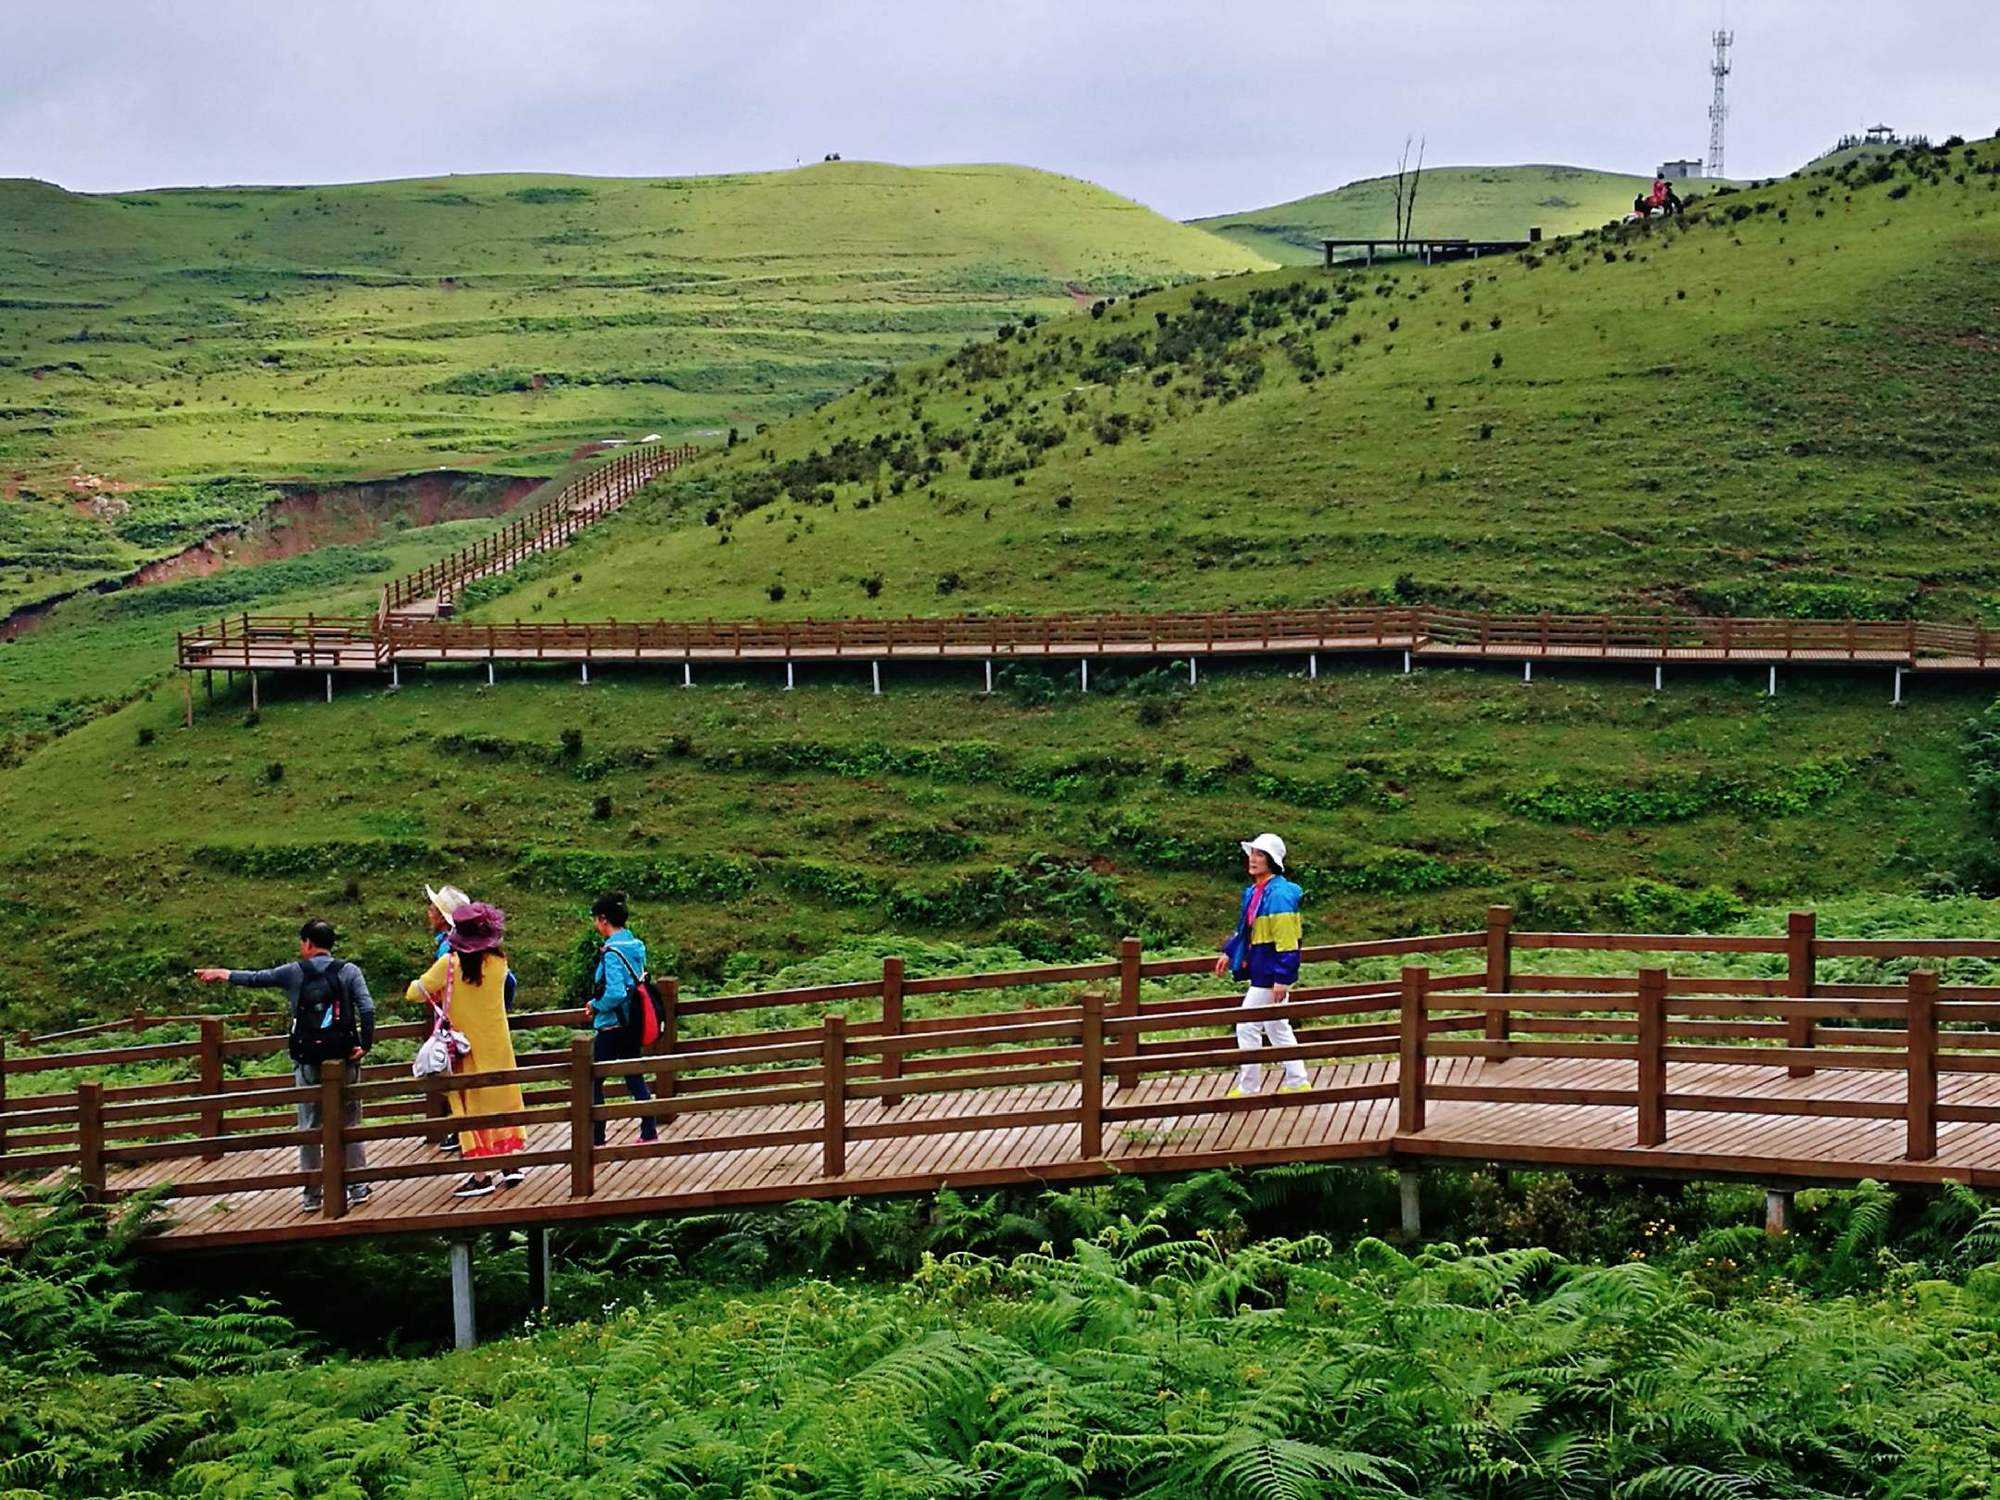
[485,140,2000,626]
[1190,163,1667,263]
[0,162,1266,613]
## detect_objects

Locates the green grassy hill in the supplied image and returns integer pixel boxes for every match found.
[1190,164,1661,263]
[3,140,1999,1026]
[505,137,2000,625]
[0,162,1266,614]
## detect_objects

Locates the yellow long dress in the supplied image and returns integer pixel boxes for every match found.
[408,952,525,1160]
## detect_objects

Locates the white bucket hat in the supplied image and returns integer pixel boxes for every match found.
[1240,833,1287,871]
[425,883,472,923]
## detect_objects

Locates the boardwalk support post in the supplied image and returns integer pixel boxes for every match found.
[1398,1170,1422,1240]
[1764,1189,1793,1236]
[1080,660,1089,693]
[391,663,400,689]
[984,659,993,694]
[486,663,495,687]
[199,1018,225,1160]
[1637,967,1667,1147]
[1484,905,1513,1053]
[448,1241,476,1351]
[250,672,259,712]
[526,1227,552,1312]
[1894,667,1904,706]
[785,661,794,691]
[879,958,904,1110]
[1114,937,1142,1094]
[77,1081,104,1205]
[1654,664,1663,692]
[682,663,691,688]
[1523,661,1532,683]
[1402,651,1411,675]
[181,673,192,728]
[1767,666,1777,697]
[871,661,881,696]
[822,1014,847,1177]
[1786,911,1817,1079]
[580,662,589,684]
[1398,966,1428,1134]
[1907,969,1938,1161]
[1080,991,1104,1159]
[320,1069,347,1219]
[568,1036,595,1197]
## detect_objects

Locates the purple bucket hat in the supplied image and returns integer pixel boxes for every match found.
[446,901,506,954]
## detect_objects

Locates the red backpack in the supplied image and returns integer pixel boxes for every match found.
[603,946,663,1047]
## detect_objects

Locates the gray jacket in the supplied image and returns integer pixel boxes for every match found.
[229,955,376,1051]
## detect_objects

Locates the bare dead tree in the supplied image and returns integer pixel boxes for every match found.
[1404,136,1426,251]
[1392,136,1412,250]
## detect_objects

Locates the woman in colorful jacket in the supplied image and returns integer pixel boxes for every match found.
[1212,832,1309,1095]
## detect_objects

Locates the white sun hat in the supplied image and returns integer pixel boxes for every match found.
[425,883,472,923]
[1240,833,1287,871]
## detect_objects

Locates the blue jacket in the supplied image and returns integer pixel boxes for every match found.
[591,929,648,1031]
[1223,876,1303,988]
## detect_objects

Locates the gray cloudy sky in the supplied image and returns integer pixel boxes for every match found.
[4,1,1995,218]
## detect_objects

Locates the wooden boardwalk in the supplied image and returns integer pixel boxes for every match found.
[84,1052,2000,1252]
[11,915,2000,1254]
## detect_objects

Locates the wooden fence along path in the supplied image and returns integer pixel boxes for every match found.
[10,911,2000,1252]
[381,441,699,621]
[176,602,2000,715]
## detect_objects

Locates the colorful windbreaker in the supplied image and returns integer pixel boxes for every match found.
[1227,876,1303,988]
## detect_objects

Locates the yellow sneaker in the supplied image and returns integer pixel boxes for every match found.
[1226,1088,1248,1098]
[1279,1082,1312,1093]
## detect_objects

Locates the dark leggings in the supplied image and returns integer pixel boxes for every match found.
[592,1025,656,1144]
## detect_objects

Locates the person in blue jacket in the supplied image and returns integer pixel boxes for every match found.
[1212,832,1309,1095]
[590,890,658,1146]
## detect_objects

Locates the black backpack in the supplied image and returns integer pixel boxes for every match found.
[290,958,359,1064]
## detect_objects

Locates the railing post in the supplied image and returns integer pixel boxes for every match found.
[655,976,678,1125]
[879,958,904,1109]
[568,1035,595,1197]
[1080,991,1104,1159]
[1786,910,1817,1078]
[1397,966,1428,1134]
[1114,936,1142,1093]
[1907,970,1938,1161]
[199,1017,225,1159]
[822,1014,847,1178]
[1637,967,1667,1147]
[320,1069,347,1219]
[1484,905,1513,1050]
[0,1035,9,1157]
[77,1080,105,1204]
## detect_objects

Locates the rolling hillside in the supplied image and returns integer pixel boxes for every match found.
[1190,164,1660,263]
[501,137,2000,624]
[0,162,1266,614]
[2,140,1998,1027]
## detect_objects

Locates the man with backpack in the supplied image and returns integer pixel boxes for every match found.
[196,918,376,1211]
[589,891,658,1146]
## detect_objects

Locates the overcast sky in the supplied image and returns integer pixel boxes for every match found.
[3,1,1994,219]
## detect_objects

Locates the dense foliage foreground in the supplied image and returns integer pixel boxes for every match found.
[8,1172,2000,1497]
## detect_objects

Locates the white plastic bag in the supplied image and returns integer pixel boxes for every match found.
[411,959,471,1078]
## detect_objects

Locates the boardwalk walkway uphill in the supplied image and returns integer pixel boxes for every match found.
[10,911,2000,1255]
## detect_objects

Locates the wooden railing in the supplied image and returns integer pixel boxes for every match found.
[177,602,2000,676]
[8,912,2000,1234]
[379,441,699,618]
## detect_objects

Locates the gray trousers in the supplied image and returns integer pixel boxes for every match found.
[294,1059,365,1179]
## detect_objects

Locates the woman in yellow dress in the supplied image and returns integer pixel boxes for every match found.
[408,901,525,1196]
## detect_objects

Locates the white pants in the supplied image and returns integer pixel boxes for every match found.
[1235,986,1309,1092]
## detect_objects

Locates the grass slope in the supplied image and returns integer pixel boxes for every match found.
[1191,163,1660,263]
[0,162,1265,610]
[509,137,2000,624]
[5,143,2000,1029]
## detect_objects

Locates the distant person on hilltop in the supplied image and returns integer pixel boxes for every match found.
[196,918,375,1212]
[1213,834,1310,1096]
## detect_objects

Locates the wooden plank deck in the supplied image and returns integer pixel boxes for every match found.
[77,1053,2000,1253]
